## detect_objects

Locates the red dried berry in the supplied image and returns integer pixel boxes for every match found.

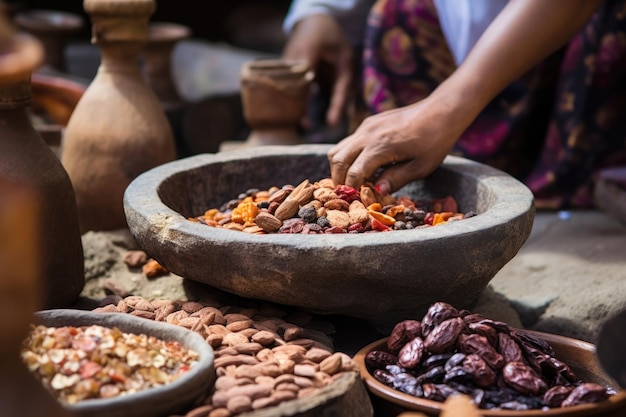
[335,185,361,203]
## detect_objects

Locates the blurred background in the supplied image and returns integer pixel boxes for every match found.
[4,0,333,158]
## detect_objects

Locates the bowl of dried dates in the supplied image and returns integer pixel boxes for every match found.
[354,302,626,417]
[21,309,216,417]
[124,144,535,328]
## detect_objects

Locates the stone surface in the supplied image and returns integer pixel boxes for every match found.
[490,210,626,343]
[123,144,535,327]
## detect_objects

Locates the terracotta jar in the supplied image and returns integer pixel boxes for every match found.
[0,29,84,309]
[61,0,177,233]
[141,21,191,157]
[0,179,72,417]
[240,58,313,146]
[141,21,191,111]
[0,17,80,415]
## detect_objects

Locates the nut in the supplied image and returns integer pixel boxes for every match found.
[254,212,283,232]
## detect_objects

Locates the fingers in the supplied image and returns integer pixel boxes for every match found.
[327,141,355,188]
[328,138,397,190]
[373,160,420,195]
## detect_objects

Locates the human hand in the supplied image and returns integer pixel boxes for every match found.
[282,14,354,127]
[327,96,469,194]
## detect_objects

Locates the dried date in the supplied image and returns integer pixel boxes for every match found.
[398,337,425,369]
[502,361,548,395]
[543,385,574,407]
[497,332,525,363]
[365,350,398,369]
[458,333,505,369]
[421,302,459,337]
[366,302,615,412]
[424,317,464,353]
[462,354,496,388]
[561,383,611,407]
[387,320,422,354]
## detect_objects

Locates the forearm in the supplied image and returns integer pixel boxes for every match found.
[434,0,603,125]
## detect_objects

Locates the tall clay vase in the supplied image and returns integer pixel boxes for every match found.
[240,58,313,146]
[0,31,84,309]
[61,0,177,233]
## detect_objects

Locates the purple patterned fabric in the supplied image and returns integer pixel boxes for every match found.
[363,0,626,208]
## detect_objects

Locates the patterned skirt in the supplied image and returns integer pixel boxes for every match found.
[363,0,626,208]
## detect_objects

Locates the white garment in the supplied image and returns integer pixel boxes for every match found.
[283,0,508,65]
[433,0,508,65]
[282,0,375,46]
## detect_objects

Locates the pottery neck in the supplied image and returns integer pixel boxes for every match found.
[0,34,41,107]
[0,79,32,109]
[97,41,144,77]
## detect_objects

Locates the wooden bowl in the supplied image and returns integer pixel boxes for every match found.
[354,331,626,417]
[30,309,216,417]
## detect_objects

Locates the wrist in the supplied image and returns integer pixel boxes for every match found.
[428,76,486,136]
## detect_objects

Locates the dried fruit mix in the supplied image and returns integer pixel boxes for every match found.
[190,178,476,234]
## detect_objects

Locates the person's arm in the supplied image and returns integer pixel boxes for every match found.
[437,0,604,127]
[282,0,373,126]
[328,0,604,192]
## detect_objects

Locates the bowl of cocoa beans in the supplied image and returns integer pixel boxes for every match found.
[124,144,535,329]
[22,309,216,417]
[354,302,626,417]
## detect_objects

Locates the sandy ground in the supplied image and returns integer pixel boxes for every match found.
[74,209,626,355]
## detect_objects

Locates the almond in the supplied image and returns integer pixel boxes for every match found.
[254,211,283,232]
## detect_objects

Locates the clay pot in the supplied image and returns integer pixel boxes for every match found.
[29,72,87,157]
[141,21,191,110]
[0,179,70,417]
[240,58,313,146]
[0,17,76,415]
[14,9,84,73]
[0,30,84,309]
[61,0,176,233]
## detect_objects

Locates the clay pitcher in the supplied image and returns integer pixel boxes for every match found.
[61,0,177,233]
[0,25,84,308]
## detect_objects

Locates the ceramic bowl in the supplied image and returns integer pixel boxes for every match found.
[123,144,535,329]
[354,331,626,417]
[31,309,216,417]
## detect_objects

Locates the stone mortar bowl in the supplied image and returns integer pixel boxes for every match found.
[124,144,535,328]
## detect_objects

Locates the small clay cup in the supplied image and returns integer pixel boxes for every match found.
[240,58,313,146]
